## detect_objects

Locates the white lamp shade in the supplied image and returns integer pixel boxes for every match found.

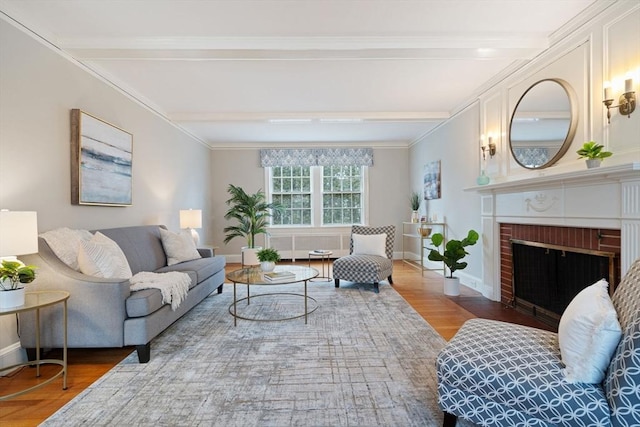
[180,209,202,229]
[0,211,39,257]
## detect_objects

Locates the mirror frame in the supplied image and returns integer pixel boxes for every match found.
[508,78,578,169]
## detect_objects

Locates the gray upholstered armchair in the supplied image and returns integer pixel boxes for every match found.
[333,225,395,293]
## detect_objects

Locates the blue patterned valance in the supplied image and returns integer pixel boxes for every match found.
[260,148,374,167]
[513,147,549,168]
[259,149,316,167]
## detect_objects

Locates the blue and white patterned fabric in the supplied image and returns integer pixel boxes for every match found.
[259,148,373,167]
[606,258,640,427]
[437,319,610,426]
[333,225,394,292]
[437,257,640,427]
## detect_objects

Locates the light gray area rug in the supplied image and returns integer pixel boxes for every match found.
[43,281,470,427]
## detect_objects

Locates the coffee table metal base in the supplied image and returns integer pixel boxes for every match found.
[229,292,318,322]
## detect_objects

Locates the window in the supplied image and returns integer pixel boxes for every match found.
[271,166,312,226]
[268,166,366,227]
[322,165,362,225]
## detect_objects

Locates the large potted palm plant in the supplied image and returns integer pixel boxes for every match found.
[223,184,283,266]
[427,229,479,296]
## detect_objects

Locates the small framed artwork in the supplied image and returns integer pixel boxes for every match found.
[71,109,133,206]
[423,160,441,200]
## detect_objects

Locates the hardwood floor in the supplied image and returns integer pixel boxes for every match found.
[0,260,552,426]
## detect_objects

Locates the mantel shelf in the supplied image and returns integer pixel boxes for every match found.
[465,162,640,193]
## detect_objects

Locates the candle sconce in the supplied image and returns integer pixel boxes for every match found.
[481,136,497,160]
[603,78,636,124]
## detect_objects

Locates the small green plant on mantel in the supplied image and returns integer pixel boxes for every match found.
[0,260,36,290]
[257,247,281,263]
[427,230,479,278]
[577,141,613,162]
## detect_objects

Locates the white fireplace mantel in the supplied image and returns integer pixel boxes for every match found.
[468,162,640,302]
[466,162,640,194]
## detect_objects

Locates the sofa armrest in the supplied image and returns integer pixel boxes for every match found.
[197,247,214,258]
[17,242,131,349]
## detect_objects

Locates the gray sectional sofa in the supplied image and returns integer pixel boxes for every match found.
[18,225,226,363]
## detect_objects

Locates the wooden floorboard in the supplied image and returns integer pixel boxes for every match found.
[0,260,553,425]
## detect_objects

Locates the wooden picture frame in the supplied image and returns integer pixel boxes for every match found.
[71,109,133,206]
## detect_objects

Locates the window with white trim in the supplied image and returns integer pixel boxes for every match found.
[268,166,366,227]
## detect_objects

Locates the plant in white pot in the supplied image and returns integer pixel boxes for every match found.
[577,141,612,168]
[0,260,36,308]
[427,229,479,296]
[257,247,281,272]
[410,191,421,223]
[223,184,283,266]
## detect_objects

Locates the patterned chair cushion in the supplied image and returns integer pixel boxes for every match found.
[437,319,611,426]
[333,254,392,283]
[333,225,395,285]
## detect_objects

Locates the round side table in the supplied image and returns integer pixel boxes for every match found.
[308,250,333,282]
[0,290,69,400]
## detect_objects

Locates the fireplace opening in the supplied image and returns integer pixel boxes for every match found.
[511,239,615,327]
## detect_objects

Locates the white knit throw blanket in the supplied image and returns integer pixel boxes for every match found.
[129,271,191,311]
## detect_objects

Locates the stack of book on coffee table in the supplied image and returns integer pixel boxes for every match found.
[264,270,296,282]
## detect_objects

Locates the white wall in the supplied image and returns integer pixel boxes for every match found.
[409,1,640,299]
[0,19,212,368]
[210,147,410,258]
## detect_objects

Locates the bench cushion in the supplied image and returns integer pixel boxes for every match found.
[437,318,611,426]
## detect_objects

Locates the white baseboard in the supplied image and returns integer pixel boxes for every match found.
[0,342,26,374]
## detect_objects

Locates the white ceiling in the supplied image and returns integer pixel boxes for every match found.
[0,0,599,148]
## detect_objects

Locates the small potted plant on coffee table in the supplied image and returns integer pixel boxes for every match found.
[257,247,281,272]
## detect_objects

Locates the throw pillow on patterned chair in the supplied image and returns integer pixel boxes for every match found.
[333,225,395,293]
[436,257,640,427]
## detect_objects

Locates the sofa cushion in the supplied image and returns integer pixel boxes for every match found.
[77,232,133,279]
[99,226,168,274]
[437,318,611,426]
[159,228,201,266]
[39,227,93,270]
[156,256,226,283]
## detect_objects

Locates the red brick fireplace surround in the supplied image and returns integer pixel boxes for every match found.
[499,224,621,308]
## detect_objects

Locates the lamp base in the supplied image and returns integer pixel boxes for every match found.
[188,228,200,246]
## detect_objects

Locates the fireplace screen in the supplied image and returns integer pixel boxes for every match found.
[511,240,615,323]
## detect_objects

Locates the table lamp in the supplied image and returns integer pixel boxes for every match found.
[179,209,202,246]
[0,210,39,261]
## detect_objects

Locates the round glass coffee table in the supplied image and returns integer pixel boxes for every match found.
[226,265,318,326]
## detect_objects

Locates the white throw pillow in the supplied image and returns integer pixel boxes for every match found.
[352,233,387,257]
[40,227,93,270]
[77,232,133,279]
[558,279,622,383]
[160,228,201,266]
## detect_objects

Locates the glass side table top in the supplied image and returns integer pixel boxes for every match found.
[226,265,318,285]
[0,290,70,315]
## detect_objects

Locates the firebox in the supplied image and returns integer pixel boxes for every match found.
[511,239,615,327]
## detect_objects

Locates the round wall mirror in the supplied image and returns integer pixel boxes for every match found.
[509,78,578,169]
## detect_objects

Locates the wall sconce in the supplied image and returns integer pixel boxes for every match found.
[603,78,636,124]
[481,136,497,160]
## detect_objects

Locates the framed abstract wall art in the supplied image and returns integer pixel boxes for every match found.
[71,109,133,206]
[423,160,441,200]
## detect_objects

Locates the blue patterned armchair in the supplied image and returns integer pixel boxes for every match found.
[436,257,640,427]
[333,225,395,293]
